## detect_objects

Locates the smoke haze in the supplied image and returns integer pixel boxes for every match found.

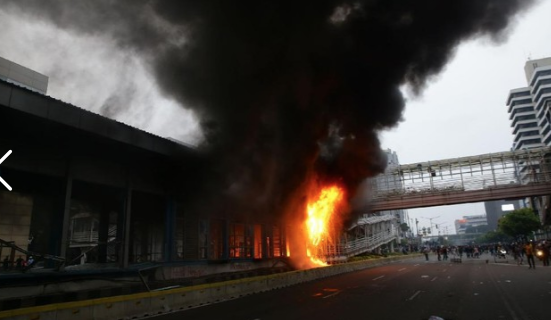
[1,0,536,223]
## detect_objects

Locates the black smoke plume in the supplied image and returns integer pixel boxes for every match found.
[4,0,536,223]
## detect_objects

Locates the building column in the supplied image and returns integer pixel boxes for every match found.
[223,220,229,260]
[98,208,109,263]
[59,161,73,262]
[164,197,175,262]
[120,183,132,268]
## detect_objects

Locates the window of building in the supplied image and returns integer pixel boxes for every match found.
[518,130,540,138]
[514,122,538,134]
[511,98,533,107]
[254,224,262,259]
[198,220,208,259]
[510,106,534,119]
[512,115,536,127]
[229,223,253,258]
[512,91,531,99]
[273,226,282,257]
[535,88,551,103]
[517,138,542,149]
[533,78,551,93]
[209,220,224,260]
[531,70,551,86]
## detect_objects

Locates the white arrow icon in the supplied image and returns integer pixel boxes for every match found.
[0,150,12,191]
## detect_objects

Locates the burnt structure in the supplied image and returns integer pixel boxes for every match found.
[0,79,288,279]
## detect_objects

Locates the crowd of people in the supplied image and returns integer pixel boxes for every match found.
[421,244,485,261]
[2,255,34,272]
[509,240,550,268]
[418,240,551,268]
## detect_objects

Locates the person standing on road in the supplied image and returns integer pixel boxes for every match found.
[524,241,536,269]
[15,256,24,270]
[423,247,430,261]
[513,243,523,265]
[2,256,9,270]
[540,241,549,266]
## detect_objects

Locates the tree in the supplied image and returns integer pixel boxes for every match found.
[400,223,410,233]
[498,208,540,238]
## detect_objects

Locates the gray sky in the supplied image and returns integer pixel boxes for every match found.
[1,1,550,234]
[381,0,551,234]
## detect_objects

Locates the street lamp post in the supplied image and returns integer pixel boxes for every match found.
[422,216,441,235]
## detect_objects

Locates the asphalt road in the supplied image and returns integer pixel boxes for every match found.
[153,254,551,320]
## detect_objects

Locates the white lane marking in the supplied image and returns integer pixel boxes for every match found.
[323,291,340,299]
[398,268,406,272]
[431,277,438,282]
[0,176,11,191]
[0,150,12,191]
[442,269,447,272]
[0,150,12,165]
[414,264,420,267]
[372,275,385,281]
[407,290,422,301]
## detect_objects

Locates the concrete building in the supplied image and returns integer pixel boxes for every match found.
[503,57,551,224]
[506,57,551,150]
[0,56,48,94]
[365,149,410,236]
[484,199,521,231]
[0,76,289,279]
[454,214,488,235]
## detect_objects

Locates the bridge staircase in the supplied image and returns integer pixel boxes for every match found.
[322,214,399,262]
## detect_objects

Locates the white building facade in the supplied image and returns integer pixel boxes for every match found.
[454,214,488,235]
[504,57,551,224]
[507,57,551,150]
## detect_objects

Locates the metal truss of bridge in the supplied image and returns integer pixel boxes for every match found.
[368,147,551,212]
[321,213,399,261]
[343,214,399,257]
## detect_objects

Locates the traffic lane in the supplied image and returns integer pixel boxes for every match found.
[325,258,495,319]
[153,257,455,320]
[152,256,550,320]
[414,256,551,320]
[476,261,550,320]
[417,258,506,319]
[152,257,465,320]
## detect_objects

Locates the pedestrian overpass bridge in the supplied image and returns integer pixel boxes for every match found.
[329,147,551,260]
[367,147,551,212]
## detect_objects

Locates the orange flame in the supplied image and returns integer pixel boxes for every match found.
[305,185,344,266]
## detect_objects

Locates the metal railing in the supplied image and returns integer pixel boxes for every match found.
[369,147,551,202]
[343,229,398,257]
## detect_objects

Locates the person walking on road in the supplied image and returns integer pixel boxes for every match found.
[423,247,430,261]
[513,243,524,265]
[524,241,536,269]
[540,241,550,266]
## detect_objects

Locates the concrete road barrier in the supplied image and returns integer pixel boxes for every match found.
[0,255,420,320]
